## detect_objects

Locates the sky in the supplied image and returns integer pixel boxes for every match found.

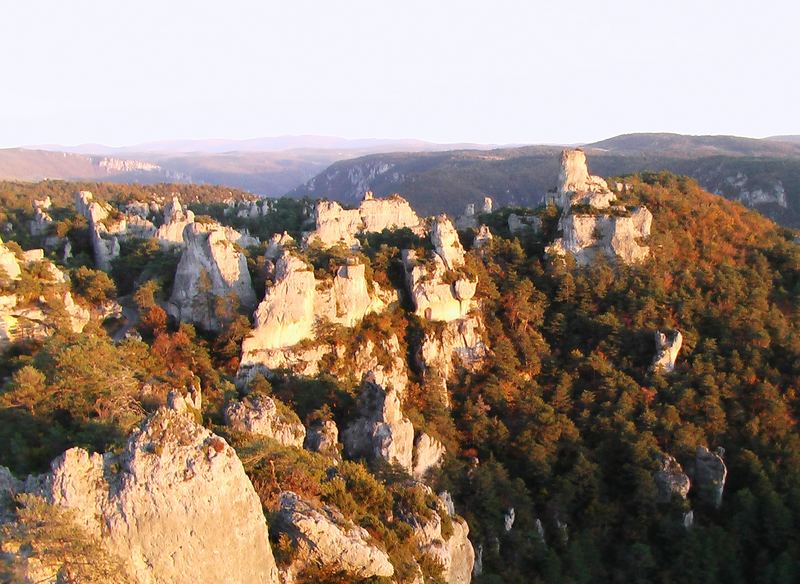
[1,0,798,148]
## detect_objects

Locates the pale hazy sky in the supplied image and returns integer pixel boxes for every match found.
[1,0,797,147]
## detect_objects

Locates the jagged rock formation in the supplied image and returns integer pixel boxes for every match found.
[547,150,653,265]
[304,193,422,249]
[239,252,392,376]
[304,420,340,459]
[694,446,728,508]
[13,405,279,584]
[343,376,415,472]
[482,197,493,213]
[28,197,54,236]
[403,216,476,322]
[652,330,683,372]
[407,486,475,584]
[456,203,478,230]
[556,149,617,210]
[224,394,306,448]
[346,334,409,393]
[155,196,196,245]
[417,316,488,389]
[74,191,156,271]
[264,231,295,260]
[168,222,257,331]
[654,455,691,502]
[412,433,446,480]
[275,491,394,579]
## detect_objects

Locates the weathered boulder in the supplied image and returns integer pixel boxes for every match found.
[413,433,446,480]
[21,405,279,584]
[343,376,415,472]
[224,395,306,448]
[418,316,487,384]
[359,193,423,234]
[168,222,257,331]
[654,455,691,503]
[304,420,340,459]
[694,446,727,508]
[276,491,394,579]
[652,330,683,373]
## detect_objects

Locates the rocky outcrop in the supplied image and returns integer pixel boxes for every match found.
[556,149,616,210]
[694,446,727,508]
[652,330,683,373]
[304,193,422,250]
[343,376,415,472]
[408,487,475,584]
[264,231,295,261]
[304,420,340,459]
[456,203,478,230]
[239,252,392,376]
[74,191,156,271]
[0,259,90,350]
[403,217,476,323]
[654,455,691,503]
[473,225,493,248]
[275,491,394,579]
[168,222,257,331]
[0,237,21,280]
[28,197,54,237]
[18,405,279,584]
[547,150,652,265]
[418,316,488,384]
[412,433,446,480]
[155,196,196,246]
[508,213,542,234]
[224,395,305,448]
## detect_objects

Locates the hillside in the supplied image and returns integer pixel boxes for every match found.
[292,142,800,227]
[0,155,798,582]
[588,132,800,157]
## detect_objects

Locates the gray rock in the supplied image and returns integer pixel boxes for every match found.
[695,446,727,508]
[224,395,305,448]
[654,454,691,502]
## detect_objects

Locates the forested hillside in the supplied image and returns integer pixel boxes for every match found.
[0,168,797,583]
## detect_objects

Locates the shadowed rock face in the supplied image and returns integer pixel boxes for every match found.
[654,455,691,503]
[16,406,279,584]
[342,376,415,472]
[695,446,728,508]
[276,491,394,579]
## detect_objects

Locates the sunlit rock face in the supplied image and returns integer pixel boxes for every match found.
[168,222,256,331]
[303,193,423,249]
[239,251,393,376]
[275,491,394,579]
[652,330,683,372]
[155,196,196,246]
[556,149,617,210]
[19,406,279,584]
[224,394,306,448]
[547,149,652,265]
[403,216,475,323]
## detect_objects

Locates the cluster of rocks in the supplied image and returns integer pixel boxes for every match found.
[0,238,90,350]
[304,191,423,249]
[547,150,653,265]
[455,197,493,230]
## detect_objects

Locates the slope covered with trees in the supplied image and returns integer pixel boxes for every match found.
[0,172,797,583]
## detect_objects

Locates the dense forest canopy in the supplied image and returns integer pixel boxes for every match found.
[0,173,798,583]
